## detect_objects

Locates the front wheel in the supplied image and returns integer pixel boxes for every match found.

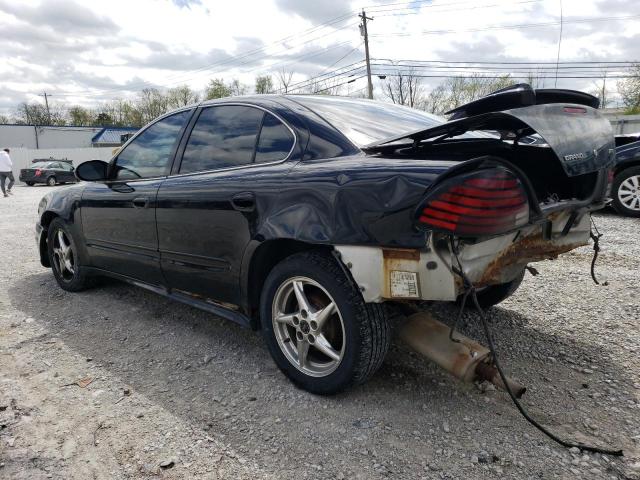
[260,251,391,395]
[612,166,640,217]
[46,176,57,186]
[47,218,94,292]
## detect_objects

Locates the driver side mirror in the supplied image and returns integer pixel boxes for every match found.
[75,160,109,182]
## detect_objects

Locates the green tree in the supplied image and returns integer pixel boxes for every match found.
[255,75,274,94]
[205,78,232,99]
[68,106,93,126]
[93,112,113,126]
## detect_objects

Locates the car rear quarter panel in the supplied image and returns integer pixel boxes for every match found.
[257,155,456,248]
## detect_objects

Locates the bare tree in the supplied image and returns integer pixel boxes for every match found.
[167,85,200,108]
[137,88,169,124]
[14,102,66,125]
[617,64,640,113]
[276,68,294,93]
[381,70,424,108]
[229,79,248,96]
[420,74,516,115]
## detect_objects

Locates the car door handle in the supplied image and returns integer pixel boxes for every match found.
[231,192,255,212]
[132,197,150,208]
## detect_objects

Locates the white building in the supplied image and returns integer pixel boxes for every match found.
[0,124,138,149]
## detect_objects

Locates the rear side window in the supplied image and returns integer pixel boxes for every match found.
[180,106,263,173]
[255,113,294,163]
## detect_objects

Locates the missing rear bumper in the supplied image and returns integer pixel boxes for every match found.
[335,210,591,303]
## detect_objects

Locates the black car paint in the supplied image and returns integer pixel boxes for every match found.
[614,139,640,171]
[36,92,612,327]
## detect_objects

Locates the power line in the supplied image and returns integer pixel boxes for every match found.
[370,14,640,36]
[367,0,543,16]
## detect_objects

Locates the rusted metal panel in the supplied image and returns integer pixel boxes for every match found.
[475,232,584,287]
[382,248,421,261]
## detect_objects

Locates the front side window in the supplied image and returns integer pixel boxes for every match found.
[180,106,263,174]
[255,113,294,163]
[114,110,190,180]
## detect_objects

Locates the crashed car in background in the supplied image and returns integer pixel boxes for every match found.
[611,136,640,216]
[34,84,614,395]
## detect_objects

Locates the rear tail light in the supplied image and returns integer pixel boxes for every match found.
[35,169,41,176]
[416,167,529,236]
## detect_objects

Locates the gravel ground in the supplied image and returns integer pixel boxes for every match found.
[1,184,639,480]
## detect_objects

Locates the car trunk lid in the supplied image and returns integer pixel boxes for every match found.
[364,85,615,178]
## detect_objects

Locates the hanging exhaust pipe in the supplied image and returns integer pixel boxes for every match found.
[399,312,526,398]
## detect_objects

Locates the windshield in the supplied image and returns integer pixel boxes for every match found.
[292,96,445,147]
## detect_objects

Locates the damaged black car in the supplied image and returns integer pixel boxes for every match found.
[35,84,614,395]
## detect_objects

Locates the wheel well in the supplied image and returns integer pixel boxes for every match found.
[615,162,640,177]
[246,239,331,328]
[39,211,59,267]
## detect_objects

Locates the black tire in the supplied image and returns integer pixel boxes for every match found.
[47,218,94,292]
[46,176,56,186]
[465,268,526,309]
[260,251,391,395]
[25,182,34,186]
[611,166,640,217]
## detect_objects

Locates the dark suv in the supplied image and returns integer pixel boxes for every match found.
[35,87,614,394]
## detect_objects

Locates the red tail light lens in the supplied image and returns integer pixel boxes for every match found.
[416,168,529,236]
[35,169,42,176]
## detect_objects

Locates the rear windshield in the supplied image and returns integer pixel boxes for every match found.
[292,96,444,147]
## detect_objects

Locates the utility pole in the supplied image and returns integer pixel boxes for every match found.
[38,92,51,124]
[359,10,373,99]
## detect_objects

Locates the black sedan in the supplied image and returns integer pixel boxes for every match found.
[20,161,77,186]
[35,86,614,394]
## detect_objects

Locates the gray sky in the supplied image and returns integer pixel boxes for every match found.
[0,0,638,114]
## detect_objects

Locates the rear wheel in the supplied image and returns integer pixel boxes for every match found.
[612,166,640,217]
[47,218,94,292]
[260,251,391,394]
[25,181,34,186]
[46,176,57,186]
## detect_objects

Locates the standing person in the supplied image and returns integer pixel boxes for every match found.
[0,148,14,197]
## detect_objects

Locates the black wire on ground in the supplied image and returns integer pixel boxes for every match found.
[590,216,608,286]
[449,237,623,456]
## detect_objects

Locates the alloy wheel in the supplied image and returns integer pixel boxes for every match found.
[618,174,640,212]
[52,229,75,281]
[272,276,345,377]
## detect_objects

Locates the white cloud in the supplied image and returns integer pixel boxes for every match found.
[0,0,637,114]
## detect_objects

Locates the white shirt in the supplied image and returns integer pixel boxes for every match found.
[0,151,12,172]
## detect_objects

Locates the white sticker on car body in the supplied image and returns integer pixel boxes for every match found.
[390,270,420,298]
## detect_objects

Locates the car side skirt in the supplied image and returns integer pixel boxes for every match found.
[82,267,252,328]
